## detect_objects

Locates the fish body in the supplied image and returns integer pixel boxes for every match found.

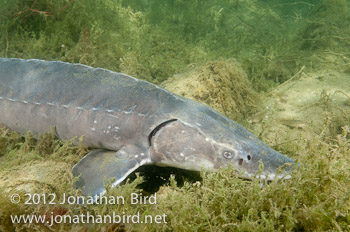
[0,58,294,197]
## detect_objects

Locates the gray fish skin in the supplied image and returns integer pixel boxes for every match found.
[0,58,295,197]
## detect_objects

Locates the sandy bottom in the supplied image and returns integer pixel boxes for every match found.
[250,67,350,144]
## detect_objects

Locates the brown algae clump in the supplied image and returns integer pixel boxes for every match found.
[162,59,259,122]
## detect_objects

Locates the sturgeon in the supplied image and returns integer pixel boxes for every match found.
[0,58,295,197]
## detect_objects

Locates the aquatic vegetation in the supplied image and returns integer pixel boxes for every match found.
[299,0,350,52]
[162,58,259,122]
[0,0,193,83]
[2,0,348,88]
[0,124,349,231]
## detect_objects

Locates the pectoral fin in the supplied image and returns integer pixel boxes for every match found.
[72,146,149,197]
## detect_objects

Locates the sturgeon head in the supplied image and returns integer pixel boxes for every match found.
[149,103,295,181]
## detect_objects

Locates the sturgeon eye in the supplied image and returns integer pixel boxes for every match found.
[223,151,233,159]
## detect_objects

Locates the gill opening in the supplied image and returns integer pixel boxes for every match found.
[148,119,178,146]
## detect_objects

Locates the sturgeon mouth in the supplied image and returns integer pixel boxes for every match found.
[148,119,178,146]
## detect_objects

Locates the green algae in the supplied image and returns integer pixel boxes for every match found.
[0,125,349,231]
[3,0,349,88]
